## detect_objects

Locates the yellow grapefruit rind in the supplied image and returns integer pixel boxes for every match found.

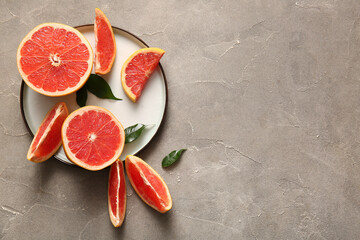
[121,48,165,102]
[125,155,172,213]
[61,106,125,171]
[27,102,69,163]
[94,8,116,75]
[108,160,126,227]
[16,23,93,97]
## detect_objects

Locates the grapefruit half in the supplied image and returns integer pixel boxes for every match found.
[27,102,69,163]
[121,48,165,102]
[61,106,125,171]
[125,155,172,213]
[17,23,93,97]
[108,160,126,227]
[94,8,116,74]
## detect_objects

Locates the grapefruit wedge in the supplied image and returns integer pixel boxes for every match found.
[61,106,125,171]
[108,160,126,227]
[94,8,116,74]
[121,48,165,102]
[125,155,172,213]
[17,23,93,97]
[27,102,69,163]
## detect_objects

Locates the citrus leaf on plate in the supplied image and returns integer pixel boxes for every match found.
[125,124,146,144]
[86,74,122,101]
[162,149,186,167]
[76,85,88,107]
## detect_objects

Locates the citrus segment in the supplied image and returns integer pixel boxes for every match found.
[121,48,165,102]
[108,160,126,227]
[27,102,69,163]
[125,155,172,213]
[94,8,116,74]
[61,106,125,171]
[17,23,93,97]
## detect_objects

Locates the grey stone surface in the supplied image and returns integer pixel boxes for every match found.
[1,0,360,239]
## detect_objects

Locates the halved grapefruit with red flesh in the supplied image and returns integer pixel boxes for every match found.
[125,155,172,213]
[61,106,125,171]
[94,8,116,74]
[121,48,165,102]
[108,160,126,227]
[17,23,93,97]
[27,102,69,163]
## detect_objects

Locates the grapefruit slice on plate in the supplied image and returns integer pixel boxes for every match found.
[61,106,125,171]
[125,155,172,213]
[94,8,116,75]
[17,23,93,97]
[121,48,165,102]
[27,102,69,163]
[108,160,126,227]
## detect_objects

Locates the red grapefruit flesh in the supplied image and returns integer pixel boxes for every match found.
[108,160,126,227]
[121,48,165,102]
[17,23,93,97]
[125,155,172,213]
[27,102,69,163]
[61,106,125,171]
[94,8,116,74]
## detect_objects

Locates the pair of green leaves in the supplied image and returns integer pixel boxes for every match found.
[76,74,122,107]
[124,124,186,167]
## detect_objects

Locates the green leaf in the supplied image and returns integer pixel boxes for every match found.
[125,124,146,144]
[162,149,186,167]
[85,74,122,100]
[76,85,88,107]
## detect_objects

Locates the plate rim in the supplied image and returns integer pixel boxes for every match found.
[19,24,168,165]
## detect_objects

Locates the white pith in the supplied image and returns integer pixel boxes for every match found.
[116,161,121,219]
[50,54,61,67]
[88,133,97,142]
[138,166,166,208]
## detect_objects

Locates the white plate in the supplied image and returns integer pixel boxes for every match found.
[20,25,167,165]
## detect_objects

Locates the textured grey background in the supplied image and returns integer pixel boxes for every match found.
[1,0,360,239]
